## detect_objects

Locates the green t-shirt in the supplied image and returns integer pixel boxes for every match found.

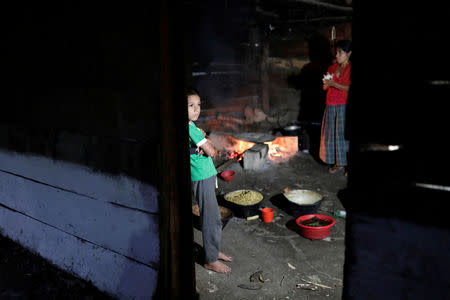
[189,121,217,181]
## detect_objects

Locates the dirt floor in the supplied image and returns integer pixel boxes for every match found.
[0,233,115,299]
[194,148,348,300]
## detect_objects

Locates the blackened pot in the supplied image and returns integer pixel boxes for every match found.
[220,200,262,219]
[282,189,324,218]
[285,198,323,218]
[282,125,302,137]
[220,190,264,219]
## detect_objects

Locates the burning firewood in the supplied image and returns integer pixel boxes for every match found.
[215,152,244,172]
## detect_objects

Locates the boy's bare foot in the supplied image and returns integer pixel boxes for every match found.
[204,260,231,274]
[218,252,233,262]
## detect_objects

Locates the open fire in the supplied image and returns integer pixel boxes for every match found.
[265,136,299,162]
[213,134,298,162]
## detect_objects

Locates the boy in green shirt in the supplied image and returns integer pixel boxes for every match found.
[187,88,232,274]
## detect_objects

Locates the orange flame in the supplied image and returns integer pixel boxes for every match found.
[210,133,298,162]
[264,136,298,162]
[230,138,255,154]
[224,138,255,161]
[223,136,298,162]
[226,151,244,161]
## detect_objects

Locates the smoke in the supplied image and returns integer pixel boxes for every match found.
[189,1,250,107]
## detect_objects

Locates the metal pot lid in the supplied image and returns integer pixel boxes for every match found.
[232,132,276,143]
[284,125,302,131]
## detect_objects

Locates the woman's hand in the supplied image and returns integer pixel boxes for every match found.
[323,79,334,88]
[323,79,350,92]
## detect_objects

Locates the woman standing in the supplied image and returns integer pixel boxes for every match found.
[320,40,352,175]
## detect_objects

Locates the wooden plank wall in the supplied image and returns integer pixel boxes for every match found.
[0,2,196,299]
[0,149,160,299]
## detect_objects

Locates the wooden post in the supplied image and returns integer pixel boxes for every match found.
[261,43,270,113]
[158,0,195,299]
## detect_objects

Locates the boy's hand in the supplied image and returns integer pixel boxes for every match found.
[200,129,206,137]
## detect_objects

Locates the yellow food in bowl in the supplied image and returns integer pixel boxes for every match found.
[224,190,263,206]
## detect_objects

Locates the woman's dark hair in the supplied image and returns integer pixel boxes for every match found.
[335,39,352,53]
[186,87,200,98]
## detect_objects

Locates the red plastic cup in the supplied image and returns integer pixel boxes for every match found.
[261,207,274,223]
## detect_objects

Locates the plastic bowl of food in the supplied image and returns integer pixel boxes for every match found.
[220,170,235,182]
[295,214,335,239]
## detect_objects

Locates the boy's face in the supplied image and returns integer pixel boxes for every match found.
[187,94,201,122]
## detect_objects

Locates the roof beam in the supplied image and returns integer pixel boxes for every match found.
[292,0,352,12]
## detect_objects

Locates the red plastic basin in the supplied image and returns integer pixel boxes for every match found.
[295,214,336,239]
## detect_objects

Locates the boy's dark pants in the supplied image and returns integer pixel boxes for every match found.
[192,175,222,263]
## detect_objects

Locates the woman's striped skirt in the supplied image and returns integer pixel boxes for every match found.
[319,104,349,166]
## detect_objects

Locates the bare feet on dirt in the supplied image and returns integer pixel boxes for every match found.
[218,252,233,262]
[204,261,231,274]
[329,165,345,174]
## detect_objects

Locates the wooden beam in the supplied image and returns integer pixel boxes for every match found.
[274,16,352,24]
[216,157,239,173]
[158,0,195,299]
[261,44,270,113]
[293,0,352,12]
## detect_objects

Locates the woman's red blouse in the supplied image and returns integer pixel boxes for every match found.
[326,62,351,105]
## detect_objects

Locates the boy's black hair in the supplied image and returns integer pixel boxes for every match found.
[335,40,352,53]
[186,87,200,98]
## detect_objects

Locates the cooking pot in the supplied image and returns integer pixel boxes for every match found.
[282,125,302,137]
[220,190,263,219]
[283,189,324,218]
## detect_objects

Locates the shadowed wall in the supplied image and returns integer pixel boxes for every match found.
[0,3,166,298]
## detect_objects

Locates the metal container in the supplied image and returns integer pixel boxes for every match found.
[283,189,324,218]
[220,190,264,219]
[282,125,302,137]
[282,124,310,150]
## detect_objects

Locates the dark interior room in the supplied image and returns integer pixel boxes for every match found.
[0,1,449,299]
